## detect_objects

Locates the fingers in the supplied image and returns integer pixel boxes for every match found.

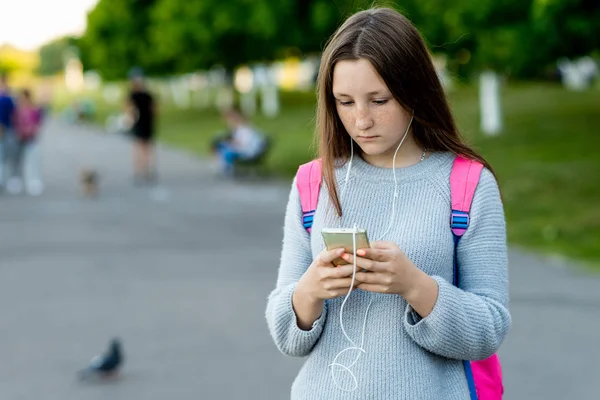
[318,248,345,265]
[322,287,357,299]
[316,272,361,299]
[322,264,358,279]
[322,277,359,291]
[340,253,382,272]
[354,271,378,284]
[355,247,387,262]
[356,283,388,294]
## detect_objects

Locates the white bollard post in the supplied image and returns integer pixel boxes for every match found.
[258,65,279,118]
[216,86,235,111]
[558,57,598,91]
[240,89,257,117]
[235,66,256,116]
[190,72,210,109]
[170,77,191,109]
[479,70,502,136]
[209,66,229,110]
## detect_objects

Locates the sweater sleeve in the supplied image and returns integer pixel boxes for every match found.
[265,177,327,357]
[404,168,511,360]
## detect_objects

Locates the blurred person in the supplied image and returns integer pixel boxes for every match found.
[0,73,15,190]
[125,68,157,185]
[7,89,43,195]
[212,106,267,177]
[265,7,510,400]
[25,87,51,195]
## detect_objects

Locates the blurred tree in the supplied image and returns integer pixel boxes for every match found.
[148,0,283,72]
[78,0,373,78]
[76,0,600,80]
[148,0,372,73]
[78,0,157,80]
[288,0,373,54]
[36,36,79,76]
[0,44,38,75]
[400,0,599,78]
[396,0,533,77]
[528,0,600,75]
[459,0,533,75]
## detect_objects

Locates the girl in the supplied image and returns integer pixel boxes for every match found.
[265,7,510,400]
[8,88,43,195]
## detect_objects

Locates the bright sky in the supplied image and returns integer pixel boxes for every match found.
[0,0,99,50]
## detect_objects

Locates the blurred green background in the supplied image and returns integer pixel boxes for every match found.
[2,0,599,266]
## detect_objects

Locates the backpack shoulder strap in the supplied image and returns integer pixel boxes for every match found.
[295,159,323,233]
[450,155,486,400]
[450,155,484,237]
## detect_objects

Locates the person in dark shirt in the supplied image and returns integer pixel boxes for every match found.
[125,68,157,184]
[0,73,16,188]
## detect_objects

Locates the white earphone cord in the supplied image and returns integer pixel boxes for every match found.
[329,115,414,392]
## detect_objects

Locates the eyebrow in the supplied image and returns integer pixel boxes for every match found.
[333,90,388,97]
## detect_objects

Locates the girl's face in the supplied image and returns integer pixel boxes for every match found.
[332,58,413,165]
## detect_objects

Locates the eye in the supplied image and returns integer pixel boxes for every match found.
[373,99,388,105]
[337,100,354,107]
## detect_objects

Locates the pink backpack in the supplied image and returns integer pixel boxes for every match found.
[296,155,504,400]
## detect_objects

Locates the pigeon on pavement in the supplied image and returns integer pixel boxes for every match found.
[78,338,124,381]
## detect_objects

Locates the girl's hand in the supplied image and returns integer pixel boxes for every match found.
[296,248,359,303]
[342,241,420,296]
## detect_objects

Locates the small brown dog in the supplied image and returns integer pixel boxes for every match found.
[80,169,99,197]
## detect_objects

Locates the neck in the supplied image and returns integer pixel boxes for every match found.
[360,131,424,168]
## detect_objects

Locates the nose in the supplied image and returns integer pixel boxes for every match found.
[355,106,374,131]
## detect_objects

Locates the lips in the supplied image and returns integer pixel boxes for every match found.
[357,135,379,140]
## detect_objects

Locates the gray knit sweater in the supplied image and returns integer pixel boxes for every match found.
[266,151,511,399]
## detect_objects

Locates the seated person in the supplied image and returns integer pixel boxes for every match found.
[213,107,267,175]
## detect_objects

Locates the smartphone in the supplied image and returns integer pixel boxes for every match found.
[321,228,370,266]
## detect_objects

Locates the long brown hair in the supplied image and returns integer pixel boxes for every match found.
[315,7,494,217]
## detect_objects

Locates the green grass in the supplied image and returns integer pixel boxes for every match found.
[54,83,600,267]
[450,84,600,266]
